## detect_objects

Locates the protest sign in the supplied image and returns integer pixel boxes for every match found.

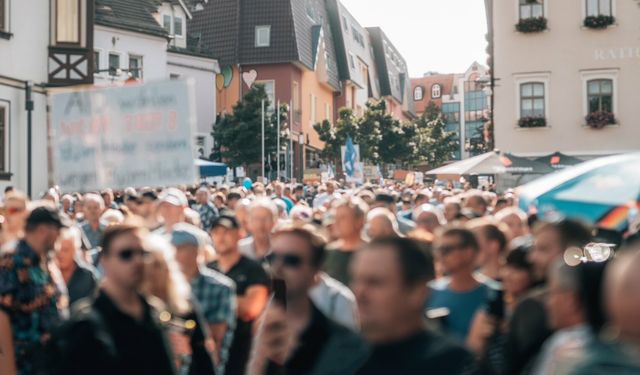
[50,80,198,192]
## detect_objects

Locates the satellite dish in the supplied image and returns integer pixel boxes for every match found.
[564,247,584,267]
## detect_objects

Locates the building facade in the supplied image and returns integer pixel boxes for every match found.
[411,62,490,160]
[487,0,640,157]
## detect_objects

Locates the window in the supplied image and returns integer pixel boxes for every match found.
[325,103,331,121]
[170,73,180,80]
[174,17,183,37]
[431,84,442,99]
[93,50,100,73]
[108,53,120,76]
[163,15,171,33]
[257,81,275,110]
[414,87,424,101]
[343,16,349,32]
[587,79,613,113]
[0,0,6,32]
[586,0,611,17]
[255,26,271,47]
[348,53,355,69]
[520,82,545,118]
[306,0,316,21]
[56,0,80,44]
[129,55,142,79]
[310,94,317,122]
[519,0,543,19]
[442,102,461,124]
[0,105,5,172]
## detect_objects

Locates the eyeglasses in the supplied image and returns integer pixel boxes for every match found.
[265,252,304,268]
[436,243,465,255]
[114,247,148,262]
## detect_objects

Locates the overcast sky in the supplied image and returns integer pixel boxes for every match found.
[340,0,488,77]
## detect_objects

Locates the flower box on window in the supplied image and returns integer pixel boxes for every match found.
[583,15,615,29]
[518,116,547,128]
[516,17,547,33]
[585,111,616,129]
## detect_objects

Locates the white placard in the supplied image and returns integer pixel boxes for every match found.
[50,80,198,192]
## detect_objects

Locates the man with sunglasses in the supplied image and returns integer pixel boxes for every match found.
[426,227,499,342]
[208,215,269,375]
[46,223,176,375]
[249,226,368,374]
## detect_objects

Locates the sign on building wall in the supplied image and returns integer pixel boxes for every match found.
[50,80,198,192]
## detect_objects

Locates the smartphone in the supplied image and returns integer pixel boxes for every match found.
[486,289,505,320]
[271,278,287,310]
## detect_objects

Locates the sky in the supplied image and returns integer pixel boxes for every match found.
[340,0,489,77]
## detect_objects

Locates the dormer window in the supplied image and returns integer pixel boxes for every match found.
[431,84,442,99]
[56,0,80,44]
[255,25,271,47]
[414,86,424,101]
[174,17,183,37]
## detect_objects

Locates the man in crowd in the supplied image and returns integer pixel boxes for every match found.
[248,226,368,374]
[464,192,488,217]
[443,198,463,223]
[172,223,236,374]
[101,189,118,210]
[366,207,402,240]
[55,227,98,305]
[468,218,508,282]
[324,197,368,286]
[272,181,293,213]
[156,188,188,235]
[0,206,69,374]
[208,215,269,375]
[80,193,106,249]
[427,227,498,341]
[239,198,278,260]
[313,181,339,209]
[371,193,415,234]
[505,219,592,374]
[47,224,176,375]
[531,261,591,374]
[495,207,530,242]
[413,204,444,235]
[136,190,161,230]
[193,186,219,232]
[352,237,475,374]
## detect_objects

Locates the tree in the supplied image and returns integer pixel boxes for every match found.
[416,101,458,168]
[212,84,288,172]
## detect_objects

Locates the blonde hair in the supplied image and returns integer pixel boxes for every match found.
[143,234,192,316]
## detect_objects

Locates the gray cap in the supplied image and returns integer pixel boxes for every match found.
[171,223,205,248]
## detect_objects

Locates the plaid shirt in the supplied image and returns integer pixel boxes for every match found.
[190,266,236,374]
[193,203,219,231]
[0,240,67,374]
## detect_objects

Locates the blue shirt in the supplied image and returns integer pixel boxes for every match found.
[426,277,498,341]
[190,266,236,374]
[80,222,105,249]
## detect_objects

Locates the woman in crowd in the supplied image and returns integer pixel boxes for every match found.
[142,235,216,375]
[1,191,29,253]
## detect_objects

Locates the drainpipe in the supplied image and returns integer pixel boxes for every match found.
[25,81,34,198]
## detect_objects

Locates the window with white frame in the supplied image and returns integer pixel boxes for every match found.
[255,26,271,47]
[0,104,6,172]
[325,103,331,121]
[431,84,442,99]
[56,0,80,44]
[163,15,171,33]
[174,17,183,37]
[519,0,544,19]
[0,0,7,32]
[520,82,545,118]
[257,81,275,110]
[310,94,317,122]
[587,79,613,113]
[586,0,612,17]
[108,53,120,76]
[414,86,424,101]
[129,55,143,79]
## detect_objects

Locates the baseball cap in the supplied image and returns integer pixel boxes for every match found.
[26,206,70,229]
[171,223,204,248]
[211,215,240,230]
[159,188,188,207]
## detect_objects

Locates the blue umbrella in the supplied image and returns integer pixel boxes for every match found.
[518,152,640,231]
[195,159,228,177]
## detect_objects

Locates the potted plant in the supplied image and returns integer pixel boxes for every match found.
[585,111,616,129]
[584,15,615,29]
[518,116,547,128]
[516,17,548,33]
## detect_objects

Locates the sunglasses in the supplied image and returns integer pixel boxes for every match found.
[5,207,25,215]
[114,247,148,262]
[265,252,304,268]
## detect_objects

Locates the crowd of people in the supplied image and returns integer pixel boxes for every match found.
[0,179,639,375]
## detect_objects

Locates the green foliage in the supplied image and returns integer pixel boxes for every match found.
[415,102,458,168]
[212,84,288,169]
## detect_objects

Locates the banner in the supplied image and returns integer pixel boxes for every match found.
[341,144,363,184]
[50,80,197,192]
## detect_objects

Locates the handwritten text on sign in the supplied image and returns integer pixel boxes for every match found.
[51,80,197,192]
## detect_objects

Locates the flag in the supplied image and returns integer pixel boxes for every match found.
[327,163,335,180]
[344,136,357,177]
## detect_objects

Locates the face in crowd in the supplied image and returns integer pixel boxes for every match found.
[268,230,321,300]
[101,227,147,290]
[332,204,364,241]
[435,231,477,276]
[248,204,276,240]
